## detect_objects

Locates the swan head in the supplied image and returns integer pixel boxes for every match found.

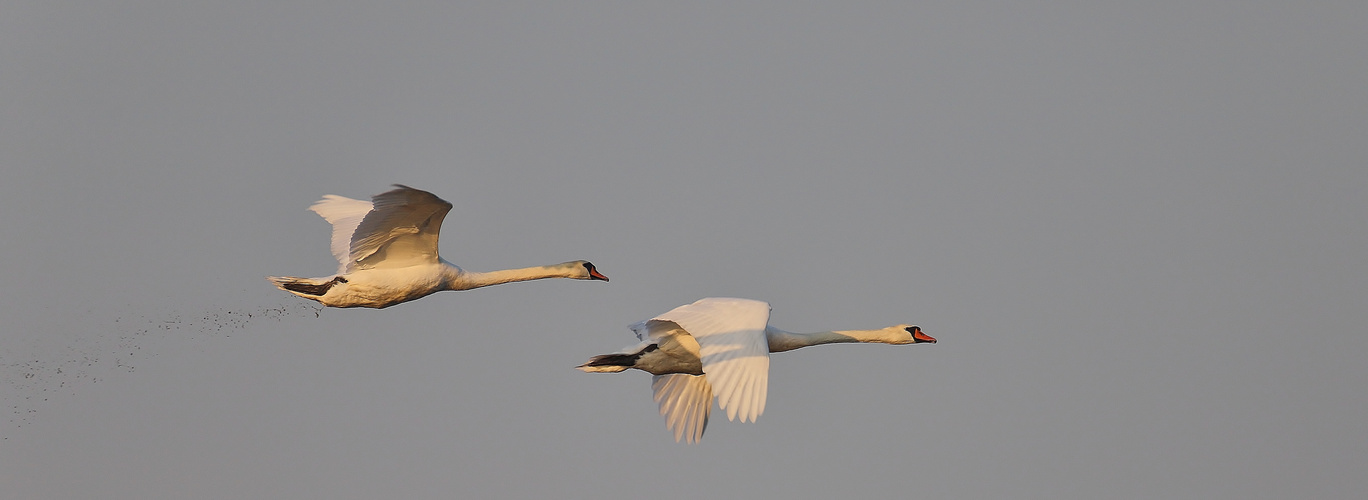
[565,260,610,282]
[892,325,936,344]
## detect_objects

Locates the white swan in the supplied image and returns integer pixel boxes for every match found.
[577,297,935,443]
[268,184,608,308]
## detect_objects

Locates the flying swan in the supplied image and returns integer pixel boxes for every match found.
[268,184,608,308]
[578,297,935,443]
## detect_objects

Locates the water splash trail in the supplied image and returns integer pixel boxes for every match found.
[0,300,323,436]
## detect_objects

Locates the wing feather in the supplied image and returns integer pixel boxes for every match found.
[652,298,771,423]
[308,195,374,274]
[652,374,712,444]
[346,185,453,270]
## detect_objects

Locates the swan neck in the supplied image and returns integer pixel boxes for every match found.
[765,327,888,352]
[456,264,573,288]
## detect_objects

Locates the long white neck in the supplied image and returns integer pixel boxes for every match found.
[448,263,580,290]
[764,326,908,353]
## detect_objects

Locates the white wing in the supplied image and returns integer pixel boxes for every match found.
[653,297,771,423]
[308,195,374,274]
[345,185,453,271]
[652,374,712,443]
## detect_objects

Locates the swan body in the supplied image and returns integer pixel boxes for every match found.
[268,185,608,308]
[577,297,936,443]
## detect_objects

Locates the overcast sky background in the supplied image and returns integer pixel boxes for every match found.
[2,2,1365,498]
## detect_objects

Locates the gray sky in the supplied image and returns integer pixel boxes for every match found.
[2,2,1365,498]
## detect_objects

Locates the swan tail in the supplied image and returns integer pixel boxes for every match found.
[575,353,635,373]
[267,276,347,298]
[577,343,662,373]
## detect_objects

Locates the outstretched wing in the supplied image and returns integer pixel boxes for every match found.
[308,195,374,274]
[652,374,712,443]
[346,185,453,270]
[652,297,771,423]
